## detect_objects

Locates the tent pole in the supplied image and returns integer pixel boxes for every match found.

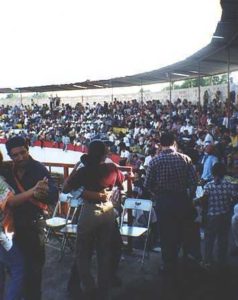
[198,62,201,105]
[227,47,231,128]
[110,80,114,102]
[140,79,144,102]
[169,73,172,102]
[227,48,231,99]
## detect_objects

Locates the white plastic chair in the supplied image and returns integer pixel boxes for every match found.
[59,198,81,257]
[120,198,153,265]
[45,193,77,242]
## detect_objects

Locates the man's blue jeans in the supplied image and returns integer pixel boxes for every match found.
[0,241,24,300]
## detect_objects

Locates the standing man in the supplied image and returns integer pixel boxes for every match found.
[5,136,58,300]
[144,132,197,273]
[201,144,218,184]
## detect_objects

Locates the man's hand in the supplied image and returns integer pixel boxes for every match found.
[33,177,49,200]
[99,189,112,202]
[82,189,113,202]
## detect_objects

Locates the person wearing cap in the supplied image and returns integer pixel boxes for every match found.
[4,136,58,300]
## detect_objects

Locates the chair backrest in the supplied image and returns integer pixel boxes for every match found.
[64,194,81,224]
[59,193,72,202]
[52,193,73,218]
[123,198,152,212]
[121,198,153,228]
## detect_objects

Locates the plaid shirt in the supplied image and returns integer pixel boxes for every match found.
[204,178,238,216]
[144,148,197,194]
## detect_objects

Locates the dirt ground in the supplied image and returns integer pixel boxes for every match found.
[42,237,238,300]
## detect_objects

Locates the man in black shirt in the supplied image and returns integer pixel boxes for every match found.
[5,136,58,300]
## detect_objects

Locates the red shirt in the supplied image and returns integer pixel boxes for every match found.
[66,163,124,192]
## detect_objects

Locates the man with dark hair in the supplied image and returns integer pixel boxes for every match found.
[159,132,176,147]
[5,136,58,300]
[144,132,197,274]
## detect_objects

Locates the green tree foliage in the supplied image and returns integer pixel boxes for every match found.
[172,73,228,90]
[32,92,48,99]
[6,93,15,99]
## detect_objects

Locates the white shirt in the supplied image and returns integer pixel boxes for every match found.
[144,155,153,167]
[204,133,214,145]
[120,150,130,159]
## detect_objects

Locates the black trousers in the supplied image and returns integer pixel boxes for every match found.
[15,219,45,300]
[156,191,194,270]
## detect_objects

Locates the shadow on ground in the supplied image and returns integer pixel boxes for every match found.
[42,240,238,300]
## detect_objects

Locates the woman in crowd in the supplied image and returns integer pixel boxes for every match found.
[63,140,124,300]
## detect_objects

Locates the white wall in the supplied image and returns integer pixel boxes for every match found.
[0,83,230,106]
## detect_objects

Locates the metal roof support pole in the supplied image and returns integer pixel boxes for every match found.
[227,48,231,100]
[20,91,23,106]
[210,75,213,86]
[169,73,172,102]
[140,79,144,102]
[140,88,144,102]
[110,80,114,102]
[227,48,231,129]
[198,62,201,105]
[16,88,23,106]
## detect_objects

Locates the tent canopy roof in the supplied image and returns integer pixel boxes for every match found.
[1,0,238,94]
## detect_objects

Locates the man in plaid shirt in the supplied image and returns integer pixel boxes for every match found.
[202,162,238,267]
[144,132,197,273]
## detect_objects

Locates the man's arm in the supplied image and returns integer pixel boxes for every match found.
[33,162,59,204]
[7,178,49,207]
[65,185,112,203]
[83,189,112,202]
[143,162,156,196]
[193,194,208,208]
[187,163,198,199]
[63,161,81,193]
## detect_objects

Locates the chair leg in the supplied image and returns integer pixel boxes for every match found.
[59,234,67,261]
[141,232,150,267]
[45,228,52,242]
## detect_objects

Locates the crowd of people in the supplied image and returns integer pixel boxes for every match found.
[1,91,238,299]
